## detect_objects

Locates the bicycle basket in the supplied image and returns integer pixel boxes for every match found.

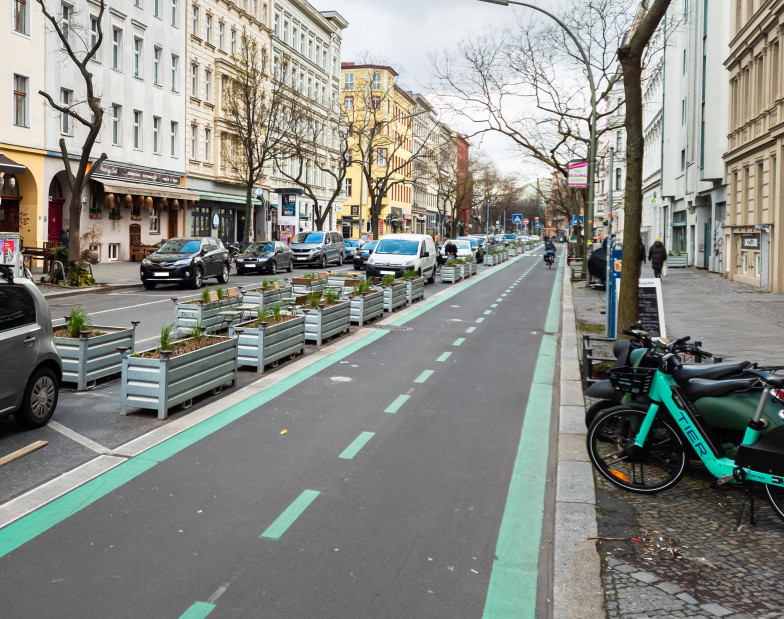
[608,367,657,395]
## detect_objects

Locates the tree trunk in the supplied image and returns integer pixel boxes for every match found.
[617,52,644,333]
[244,185,256,244]
[67,191,83,263]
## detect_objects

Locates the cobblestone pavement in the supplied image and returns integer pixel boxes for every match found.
[571,266,784,618]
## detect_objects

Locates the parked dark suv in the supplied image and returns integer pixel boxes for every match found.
[0,266,62,428]
[140,237,231,289]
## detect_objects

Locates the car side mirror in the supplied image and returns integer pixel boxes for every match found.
[422,251,430,258]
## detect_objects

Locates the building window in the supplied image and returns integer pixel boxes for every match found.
[153,46,161,84]
[230,28,236,54]
[133,110,142,148]
[204,128,211,162]
[274,13,279,37]
[191,124,197,159]
[61,3,72,46]
[13,74,28,127]
[614,167,621,191]
[681,149,686,170]
[344,73,353,90]
[682,98,686,125]
[344,96,353,110]
[153,0,159,17]
[205,13,212,43]
[192,206,211,236]
[292,25,298,48]
[60,88,72,134]
[283,19,289,43]
[682,49,687,75]
[171,54,179,91]
[107,244,119,261]
[191,63,198,97]
[133,37,143,77]
[192,5,199,35]
[308,38,313,60]
[377,148,387,166]
[150,204,159,232]
[153,116,161,153]
[112,27,122,70]
[14,0,28,34]
[372,73,381,89]
[90,16,99,59]
[171,121,178,157]
[204,69,211,101]
[346,178,352,197]
[372,96,380,110]
[218,22,224,50]
[112,104,121,145]
[171,0,177,26]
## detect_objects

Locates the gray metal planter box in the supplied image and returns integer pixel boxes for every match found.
[382,282,408,311]
[241,285,293,310]
[230,315,305,373]
[291,277,326,295]
[469,261,477,275]
[667,255,688,267]
[298,301,351,346]
[441,265,463,283]
[327,274,364,289]
[484,253,494,266]
[348,290,384,326]
[405,277,425,303]
[55,324,137,390]
[120,337,237,420]
[174,298,241,336]
[462,264,471,278]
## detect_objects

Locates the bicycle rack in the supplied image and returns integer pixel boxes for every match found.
[50,260,66,283]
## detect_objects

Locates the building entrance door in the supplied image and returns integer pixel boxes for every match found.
[48,198,66,242]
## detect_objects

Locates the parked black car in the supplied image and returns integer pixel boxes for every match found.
[343,238,365,260]
[352,240,378,269]
[140,237,231,289]
[236,241,294,275]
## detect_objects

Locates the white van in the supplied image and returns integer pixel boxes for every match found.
[366,233,438,283]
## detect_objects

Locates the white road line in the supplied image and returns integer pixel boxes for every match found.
[48,420,111,455]
[87,298,180,316]
[135,335,161,344]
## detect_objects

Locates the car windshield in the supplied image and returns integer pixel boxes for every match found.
[374,239,419,255]
[246,242,274,254]
[362,241,378,253]
[344,239,360,248]
[292,232,324,244]
[505,234,516,240]
[158,239,201,254]
[460,238,479,248]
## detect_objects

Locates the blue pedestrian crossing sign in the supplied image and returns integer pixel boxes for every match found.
[571,215,584,226]
[534,221,542,227]
[512,214,523,224]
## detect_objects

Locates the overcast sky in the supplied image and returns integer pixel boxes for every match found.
[322,0,547,181]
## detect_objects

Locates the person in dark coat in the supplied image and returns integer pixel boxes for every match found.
[648,237,667,278]
[58,229,69,249]
[638,237,646,269]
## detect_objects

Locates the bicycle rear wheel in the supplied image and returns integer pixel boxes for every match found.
[587,407,688,493]
[764,483,784,521]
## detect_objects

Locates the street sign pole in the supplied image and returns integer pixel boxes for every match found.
[606,146,614,336]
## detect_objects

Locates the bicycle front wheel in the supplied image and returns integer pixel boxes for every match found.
[587,407,688,493]
[764,483,784,521]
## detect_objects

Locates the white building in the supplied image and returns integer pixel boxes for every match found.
[412,93,441,236]
[595,75,626,241]
[43,0,192,261]
[269,1,347,240]
[641,24,666,249]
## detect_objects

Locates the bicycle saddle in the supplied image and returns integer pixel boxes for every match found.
[673,361,751,383]
[684,377,759,401]
[744,368,784,388]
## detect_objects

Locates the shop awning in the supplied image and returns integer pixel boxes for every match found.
[0,154,26,175]
[99,179,199,201]
[197,190,262,205]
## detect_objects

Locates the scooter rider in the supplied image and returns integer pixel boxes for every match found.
[544,236,556,263]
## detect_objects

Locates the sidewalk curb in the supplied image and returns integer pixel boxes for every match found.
[553,266,604,618]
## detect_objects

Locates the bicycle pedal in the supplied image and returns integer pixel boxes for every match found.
[717,474,735,486]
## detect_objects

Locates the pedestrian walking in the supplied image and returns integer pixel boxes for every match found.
[648,237,667,278]
[638,237,646,271]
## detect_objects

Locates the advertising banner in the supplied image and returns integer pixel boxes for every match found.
[568,161,588,188]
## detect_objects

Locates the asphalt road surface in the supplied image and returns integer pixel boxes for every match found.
[0,251,561,618]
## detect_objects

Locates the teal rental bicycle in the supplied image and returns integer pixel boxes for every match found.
[587,351,784,526]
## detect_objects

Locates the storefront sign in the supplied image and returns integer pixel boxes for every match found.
[568,161,588,188]
[741,235,761,250]
[93,162,181,186]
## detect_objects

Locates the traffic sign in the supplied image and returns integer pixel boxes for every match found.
[534,221,542,228]
[512,214,523,224]
[523,218,529,225]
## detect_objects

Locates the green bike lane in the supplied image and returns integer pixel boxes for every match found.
[0,251,562,618]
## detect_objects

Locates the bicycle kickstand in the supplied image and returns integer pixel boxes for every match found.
[735,486,757,531]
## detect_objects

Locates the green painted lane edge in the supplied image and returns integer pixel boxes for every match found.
[0,250,538,559]
[482,261,561,617]
[491,304,498,308]
[476,317,485,324]
[179,602,216,619]
[260,489,321,540]
[338,431,375,460]
[465,327,476,334]
[496,298,503,303]
[484,310,493,316]
[384,394,410,414]
[452,337,466,347]
[544,252,565,334]
[436,352,452,363]
[414,369,434,384]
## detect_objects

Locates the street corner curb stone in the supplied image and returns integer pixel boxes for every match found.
[558,432,590,462]
[630,571,659,584]
[559,405,587,435]
[556,460,596,504]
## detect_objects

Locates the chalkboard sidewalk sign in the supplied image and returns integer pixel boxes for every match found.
[636,277,666,337]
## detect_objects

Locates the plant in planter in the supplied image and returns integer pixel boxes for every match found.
[307,289,323,309]
[120,320,237,420]
[295,285,351,345]
[230,301,305,373]
[292,272,326,295]
[401,269,425,303]
[441,258,463,283]
[381,274,407,311]
[346,279,384,325]
[173,286,242,335]
[54,305,137,390]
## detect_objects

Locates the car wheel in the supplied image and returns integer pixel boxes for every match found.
[427,266,436,284]
[337,253,344,266]
[287,260,293,272]
[320,254,327,269]
[14,366,59,429]
[191,266,204,289]
[142,280,156,290]
[217,263,230,284]
[269,261,277,275]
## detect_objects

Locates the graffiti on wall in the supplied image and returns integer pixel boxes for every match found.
[713,219,724,268]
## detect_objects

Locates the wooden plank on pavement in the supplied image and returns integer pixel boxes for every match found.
[0,441,48,467]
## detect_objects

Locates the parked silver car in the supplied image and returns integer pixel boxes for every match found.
[0,266,62,428]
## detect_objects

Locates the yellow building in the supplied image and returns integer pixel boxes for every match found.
[340,63,414,239]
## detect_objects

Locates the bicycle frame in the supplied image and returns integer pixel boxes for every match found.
[634,370,784,488]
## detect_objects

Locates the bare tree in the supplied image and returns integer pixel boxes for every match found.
[223,30,296,243]
[273,102,351,231]
[616,0,672,333]
[36,0,107,262]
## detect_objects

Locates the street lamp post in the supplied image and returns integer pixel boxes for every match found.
[477,0,598,274]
